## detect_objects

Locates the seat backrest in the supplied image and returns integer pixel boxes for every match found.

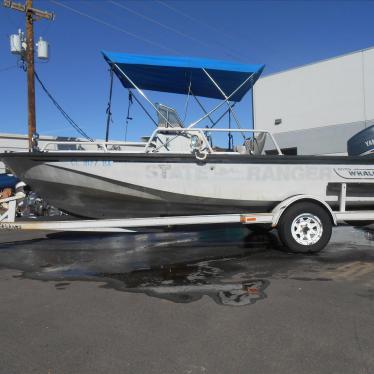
[244,132,267,155]
[155,103,184,128]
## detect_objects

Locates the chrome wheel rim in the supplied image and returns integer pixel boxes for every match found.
[291,213,323,246]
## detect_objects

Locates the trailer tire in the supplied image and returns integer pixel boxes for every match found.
[278,202,332,253]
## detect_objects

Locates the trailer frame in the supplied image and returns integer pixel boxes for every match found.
[1,183,374,234]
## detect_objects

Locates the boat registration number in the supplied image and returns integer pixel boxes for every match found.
[0,223,21,230]
[69,161,114,167]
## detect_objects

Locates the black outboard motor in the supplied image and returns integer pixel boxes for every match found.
[347,125,374,156]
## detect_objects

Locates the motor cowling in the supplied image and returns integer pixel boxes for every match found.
[347,125,374,156]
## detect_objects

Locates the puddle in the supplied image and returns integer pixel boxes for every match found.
[127,279,269,306]
[97,262,269,306]
[0,225,374,306]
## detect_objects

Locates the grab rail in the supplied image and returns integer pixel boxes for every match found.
[41,141,147,153]
[144,128,283,155]
[40,129,282,156]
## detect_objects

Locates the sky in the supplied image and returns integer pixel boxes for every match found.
[1,0,374,144]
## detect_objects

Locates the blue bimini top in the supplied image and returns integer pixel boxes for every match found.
[102,51,264,102]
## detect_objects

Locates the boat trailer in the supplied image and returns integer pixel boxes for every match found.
[0,193,273,232]
[1,183,374,253]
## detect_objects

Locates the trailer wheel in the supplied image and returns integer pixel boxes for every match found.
[278,202,332,253]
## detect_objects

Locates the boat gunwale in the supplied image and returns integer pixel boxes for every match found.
[1,152,374,165]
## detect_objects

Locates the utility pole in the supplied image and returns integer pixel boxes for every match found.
[25,0,36,151]
[3,0,54,151]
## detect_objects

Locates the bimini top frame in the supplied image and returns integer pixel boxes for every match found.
[102,51,264,102]
[102,51,265,132]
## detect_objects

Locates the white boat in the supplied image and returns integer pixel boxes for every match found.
[2,52,374,252]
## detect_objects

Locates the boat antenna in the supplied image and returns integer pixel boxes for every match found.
[105,67,114,142]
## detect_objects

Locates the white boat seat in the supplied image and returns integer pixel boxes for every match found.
[243,133,267,155]
[155,103,184,128]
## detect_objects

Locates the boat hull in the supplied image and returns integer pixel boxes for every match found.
[2,152,374,219]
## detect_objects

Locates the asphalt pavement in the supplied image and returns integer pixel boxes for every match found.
[0,225,373,374]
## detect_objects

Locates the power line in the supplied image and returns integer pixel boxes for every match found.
[156,0,224,35]
[1,6,20,29]
[50,0,178,54]
[109,0,225,56]
[0,64,18,73]
[156,0,251,60]
[34,71,93,141]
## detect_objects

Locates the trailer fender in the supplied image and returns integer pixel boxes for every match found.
[271,195,337,227]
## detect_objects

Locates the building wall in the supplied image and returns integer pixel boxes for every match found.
[269,121,371,156]
[363,48,374,121]
[253,47,374,155]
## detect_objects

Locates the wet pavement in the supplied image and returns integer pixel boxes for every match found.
[1,226,374,305]
[0,225,374,373]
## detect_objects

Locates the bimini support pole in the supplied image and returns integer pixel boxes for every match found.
[105,67,114,142]
[202,68,246,139]
[191,90,215,127]
[187,72,255,129]
[210,103,237,129]
[130,91,158,127]
[113,63,171,127]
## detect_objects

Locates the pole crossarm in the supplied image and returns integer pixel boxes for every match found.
[3,0,24,11]
[30,7,54,20]
[3,0,54,19]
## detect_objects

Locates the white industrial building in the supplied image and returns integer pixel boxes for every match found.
[253,46,374,155]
